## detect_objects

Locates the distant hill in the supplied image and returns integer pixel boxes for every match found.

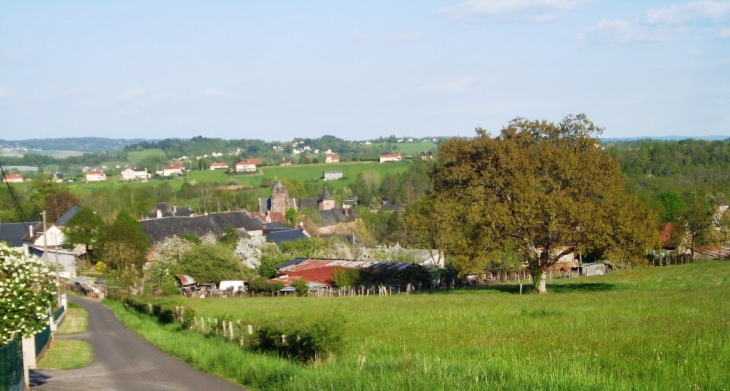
[0,137,150,153]
[602,135,728,142]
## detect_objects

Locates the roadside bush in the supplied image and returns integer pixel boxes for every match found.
[255,316,344,362]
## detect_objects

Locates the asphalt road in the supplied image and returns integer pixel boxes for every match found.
[31,295,247,391]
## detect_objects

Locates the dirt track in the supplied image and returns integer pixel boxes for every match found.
[31,295,246,391]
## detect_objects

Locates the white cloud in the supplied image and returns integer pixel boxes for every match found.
[585,19,670,44]
[719,27,730,38]
[0,88,10,97]
[646,1,730,25]
[202,87,222,97]
[439,0,596,22]
[121,86,147,99]
[379,32,424,44]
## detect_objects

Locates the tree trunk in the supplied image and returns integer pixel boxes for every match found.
[530,269,547,294]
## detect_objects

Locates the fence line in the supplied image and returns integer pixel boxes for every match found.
[0,338,24,391]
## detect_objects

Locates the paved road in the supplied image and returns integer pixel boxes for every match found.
[31,296,246,391]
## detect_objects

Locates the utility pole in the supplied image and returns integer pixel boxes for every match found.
[42,210,48,264]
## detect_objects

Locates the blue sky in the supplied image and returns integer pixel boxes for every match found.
[1,0,729,141]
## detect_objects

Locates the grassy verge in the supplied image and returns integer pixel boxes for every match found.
[56,303,88,335]
[109,261,730,390]
[37,340,94,370]
[37,302,94,370]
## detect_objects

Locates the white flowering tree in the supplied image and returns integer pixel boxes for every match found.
[151,236,191,264]
[235,235,266,270]
[1,243,57,345]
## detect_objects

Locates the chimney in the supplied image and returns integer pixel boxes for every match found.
[157,210,162,218]
[344,208,350,216]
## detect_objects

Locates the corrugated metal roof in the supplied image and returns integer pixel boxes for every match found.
[175,274,196,286]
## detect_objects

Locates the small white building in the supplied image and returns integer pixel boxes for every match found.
[86,170,107,182]
[209,162,229,170]
[324,153,340,163]
[323,171,343,181]
[3,173,23,183]
[120,168,150,181]
[159,162,184,176]
[236,158,261,172]
[379,153,402,163]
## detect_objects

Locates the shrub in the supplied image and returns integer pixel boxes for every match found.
[95,261,106,272]
[292,279,309,296]
[255,316,344,362]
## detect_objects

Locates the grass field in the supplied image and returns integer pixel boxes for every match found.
[110,261,730,390]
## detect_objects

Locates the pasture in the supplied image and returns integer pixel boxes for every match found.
[111,260,730,390]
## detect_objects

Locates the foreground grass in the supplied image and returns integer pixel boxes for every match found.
[56,303,88,335]
[37,340,94,370]
[38,303,93,370]
[111,261,730,390]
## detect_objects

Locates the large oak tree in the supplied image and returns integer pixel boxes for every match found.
[423,114,660,293]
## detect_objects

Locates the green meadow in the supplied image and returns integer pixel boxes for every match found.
[111,261,730,390]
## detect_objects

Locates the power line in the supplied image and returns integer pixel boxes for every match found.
[0,160,33,224]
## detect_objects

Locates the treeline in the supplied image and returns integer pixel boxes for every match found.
[608,138,730,196]
[0,137,145,152]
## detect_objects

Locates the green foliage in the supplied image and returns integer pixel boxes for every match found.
[248,276,284,294]
[218,227,240,250]
[95,261,106,272]
[177,243,251,284]
[331,267,361,287]
[255,316,345,362]
[179,233,202,245]
[62,206,105,262]
[655,191,686,222]
[292,279,309,296]
[102,210,150,289]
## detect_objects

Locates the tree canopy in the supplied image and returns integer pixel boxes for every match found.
[421,114,660,293]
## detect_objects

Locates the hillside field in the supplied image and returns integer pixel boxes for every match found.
[110,260,730,391]
[65,161,412,197]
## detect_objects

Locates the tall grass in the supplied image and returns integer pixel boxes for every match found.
[111,261,730,390]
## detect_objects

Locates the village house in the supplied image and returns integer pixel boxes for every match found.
[21,206,83,278]
[3,173,23,183]
[379,153,402,163]
[140,210,264,245]
[120,168,150,181]
[85,170,107,182]
[209,162,229,171]
[236,158,261,172]
[324,153,340,163]
[159,162,184,176]
[280,158,292,166]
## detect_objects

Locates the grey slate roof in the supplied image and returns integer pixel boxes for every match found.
[54,206,80,226]
[140,211,263,245]
[320,208,351,227]
[298,198,318,210]
[147,203,195,218]
[0,221,39,247]
[265,229,308,245]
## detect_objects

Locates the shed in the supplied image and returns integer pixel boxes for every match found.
[572,263,605,277]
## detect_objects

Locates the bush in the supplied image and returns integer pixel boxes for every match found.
[95,261,106,272]
[255,316,344,362]
[292,279,309,296]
